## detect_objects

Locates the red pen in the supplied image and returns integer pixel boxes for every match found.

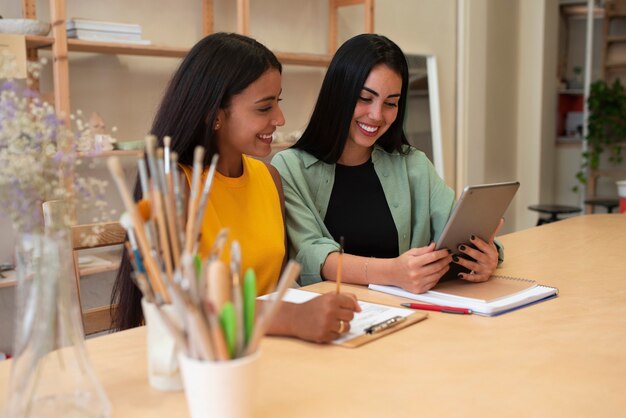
[400,303,472,315]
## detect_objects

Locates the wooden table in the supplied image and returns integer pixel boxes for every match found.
[1,214,625,417]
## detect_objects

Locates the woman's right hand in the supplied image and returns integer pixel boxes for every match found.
[391,242,452,293]
[290,293,361,343]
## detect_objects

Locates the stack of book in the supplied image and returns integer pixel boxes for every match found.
[66,18,151,45]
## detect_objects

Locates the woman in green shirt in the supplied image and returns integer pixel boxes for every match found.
[272,34,503,293]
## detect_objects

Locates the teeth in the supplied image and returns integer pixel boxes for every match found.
[357,122,378,133]
[257,133,273,140]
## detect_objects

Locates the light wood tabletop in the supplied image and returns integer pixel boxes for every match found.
[1,214,624,417]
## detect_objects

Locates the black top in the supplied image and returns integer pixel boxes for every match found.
[324,159,399,258]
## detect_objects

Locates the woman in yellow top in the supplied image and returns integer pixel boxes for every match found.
[112,33,360,343]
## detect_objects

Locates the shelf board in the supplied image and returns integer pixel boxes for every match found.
[78,252,121,277]
[26,37,331,66]
[25,35,54,49]
[0,270,16,289]
[561,5,604,18]
[605,61,626,69]
[558,89,584,95]
[67,39,188,58]
[25,36,187,58]
[607,35,626,43]
[274,51,332,67]
[556,137,583,147]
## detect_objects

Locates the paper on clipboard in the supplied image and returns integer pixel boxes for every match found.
[268,289,427,348]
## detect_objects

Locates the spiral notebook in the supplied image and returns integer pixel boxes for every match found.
[369,275,558,316]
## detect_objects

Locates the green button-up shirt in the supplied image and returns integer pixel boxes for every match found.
[272,145,502,285]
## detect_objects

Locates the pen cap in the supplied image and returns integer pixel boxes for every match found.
[220,302,237,359]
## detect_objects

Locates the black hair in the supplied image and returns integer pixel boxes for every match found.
[293,33,410,163]
[111,32,282,330]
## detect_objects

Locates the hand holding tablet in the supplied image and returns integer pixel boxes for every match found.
[435,181,520,282]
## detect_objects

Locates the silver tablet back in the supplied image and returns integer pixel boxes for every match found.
[436,181,520,281]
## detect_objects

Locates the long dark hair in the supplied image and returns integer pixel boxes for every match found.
[111,32,282,330]
[293,33,410,163]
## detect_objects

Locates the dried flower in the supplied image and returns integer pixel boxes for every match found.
[0,54,110,234]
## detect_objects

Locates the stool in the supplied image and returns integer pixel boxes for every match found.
[583,197,619,213]
[528,204,582,226]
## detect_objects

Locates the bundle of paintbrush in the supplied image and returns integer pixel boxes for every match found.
[107,135,300,361]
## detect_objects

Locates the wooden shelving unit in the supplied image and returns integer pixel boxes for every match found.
[23,0,374,120]
[15,0,376,294]
[27,35,333,65]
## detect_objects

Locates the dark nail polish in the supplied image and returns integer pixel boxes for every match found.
[459,245,466,251]
[447,249,452,254]
[470,235,476,241]
[453,255,459,262]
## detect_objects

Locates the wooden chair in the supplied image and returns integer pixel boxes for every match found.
[43,200,126,336]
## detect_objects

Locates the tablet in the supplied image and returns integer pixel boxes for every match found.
[436,181,520,281]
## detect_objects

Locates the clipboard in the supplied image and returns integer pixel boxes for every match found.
[336,310,427,348]
[273,288,428,348]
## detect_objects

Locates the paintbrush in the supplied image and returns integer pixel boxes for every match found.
[245,261,301,356]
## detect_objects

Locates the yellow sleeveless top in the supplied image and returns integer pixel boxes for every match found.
[181,155,285,295]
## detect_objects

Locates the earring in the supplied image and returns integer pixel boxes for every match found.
[214,122,221,130]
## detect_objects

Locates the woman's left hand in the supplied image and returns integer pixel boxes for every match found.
[453,218,504,282]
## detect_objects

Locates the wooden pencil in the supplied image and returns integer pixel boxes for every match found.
[336,236,344,294]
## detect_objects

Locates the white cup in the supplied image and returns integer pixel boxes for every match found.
[178,351,260,418]
[141,298,184,391]
[617,180,626,214]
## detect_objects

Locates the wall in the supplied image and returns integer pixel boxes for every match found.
[514,0,558,230]
[375,0,458,185]
[458,0,521,234]
[458,0,559,233]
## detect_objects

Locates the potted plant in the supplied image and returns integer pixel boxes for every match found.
[574,79,626,191]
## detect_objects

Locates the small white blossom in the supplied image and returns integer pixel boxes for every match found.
[0,56,112,234]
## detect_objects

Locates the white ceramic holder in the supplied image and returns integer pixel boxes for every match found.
[178,351,260,418]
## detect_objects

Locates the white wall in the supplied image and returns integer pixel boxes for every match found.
[514,0,558,230]
[375,0,458,185]
[458,0,559,233]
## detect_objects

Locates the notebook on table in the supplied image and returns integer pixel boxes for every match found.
[369,275,558,317]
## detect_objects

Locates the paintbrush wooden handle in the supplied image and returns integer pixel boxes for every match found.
[207,260,231,311]
[107,157,170,303]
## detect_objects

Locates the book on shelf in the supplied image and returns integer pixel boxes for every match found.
[369,275,558,317]
[67,32,152,45]
[67,18,142,34]
[67,28,144,42]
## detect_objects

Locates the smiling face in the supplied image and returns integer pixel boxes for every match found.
[340,64,402,165]
[215,68,285,172]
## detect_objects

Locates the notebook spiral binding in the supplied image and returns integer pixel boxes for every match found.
[492,274,535,284]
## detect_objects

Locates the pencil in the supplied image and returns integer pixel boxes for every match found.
[336,236,344,294]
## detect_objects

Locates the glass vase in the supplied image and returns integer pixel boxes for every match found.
[4,229,111,418]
